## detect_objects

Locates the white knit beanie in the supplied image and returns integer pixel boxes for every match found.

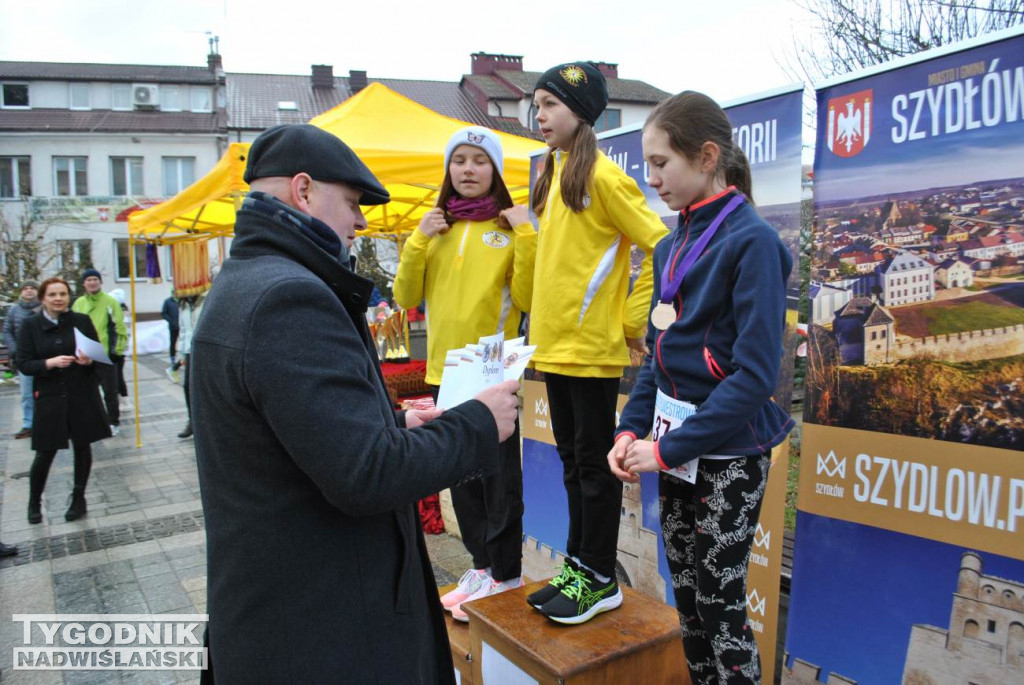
[444,126,504,175]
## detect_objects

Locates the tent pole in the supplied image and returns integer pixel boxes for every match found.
[128,236,142,447]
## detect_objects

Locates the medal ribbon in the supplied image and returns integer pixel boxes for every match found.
[660,193,746,305]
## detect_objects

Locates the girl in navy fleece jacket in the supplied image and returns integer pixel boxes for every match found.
[608,91,793,684]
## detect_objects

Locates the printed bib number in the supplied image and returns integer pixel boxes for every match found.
[653,389,700,484]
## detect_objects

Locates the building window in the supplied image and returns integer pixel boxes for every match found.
[164,245,175,283]
[162,157,195,196]
[161,86,181,111]
[0,241,36,284]
[57,239,92,281]
[190,87,212,112]
[112,85,132,111]
[0,156,31,197]
[69,83,90,110]
[53,157,88,197]
[114,239,147,281]
[594,108,622,133]
[110,157,144,196]
[1,83,29,108]
[988,619,997,633]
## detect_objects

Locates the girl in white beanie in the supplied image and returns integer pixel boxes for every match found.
[393,126,536,621]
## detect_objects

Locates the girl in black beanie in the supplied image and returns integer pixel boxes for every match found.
[526,62,669,625]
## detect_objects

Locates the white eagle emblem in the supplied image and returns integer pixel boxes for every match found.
[827,89,872,158]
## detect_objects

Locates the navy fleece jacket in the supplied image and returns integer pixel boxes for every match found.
[615,188,795,468]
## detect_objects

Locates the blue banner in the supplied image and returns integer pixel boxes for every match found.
[787,29,1024,685]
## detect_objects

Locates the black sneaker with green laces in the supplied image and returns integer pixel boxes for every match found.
[539,565,622,625]
[526,558,580,609]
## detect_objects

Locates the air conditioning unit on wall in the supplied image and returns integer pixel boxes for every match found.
[132,84,159,109]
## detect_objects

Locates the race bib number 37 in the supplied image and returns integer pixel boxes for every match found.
[654,389,699,484]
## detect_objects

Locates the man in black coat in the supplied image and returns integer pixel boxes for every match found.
[191,124,519,684]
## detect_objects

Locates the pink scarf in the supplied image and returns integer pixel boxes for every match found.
[446,196,501,221]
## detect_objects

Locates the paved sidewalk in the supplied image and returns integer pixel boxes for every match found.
[0,354,472,684]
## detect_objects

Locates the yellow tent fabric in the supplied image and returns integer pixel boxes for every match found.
[127,142,249,243]
[127,82,543,242]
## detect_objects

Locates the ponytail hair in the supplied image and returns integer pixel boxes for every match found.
[645,91,754,204]
[531,123,598,214]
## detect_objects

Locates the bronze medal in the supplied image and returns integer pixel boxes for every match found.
[651,302,675,330]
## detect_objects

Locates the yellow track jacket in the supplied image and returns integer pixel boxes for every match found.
[393,217,537,386]
[530,150,669,377]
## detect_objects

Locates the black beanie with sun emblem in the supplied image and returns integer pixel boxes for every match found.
[534,62,609,126]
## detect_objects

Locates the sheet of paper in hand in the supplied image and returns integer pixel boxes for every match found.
[74,328,113,365]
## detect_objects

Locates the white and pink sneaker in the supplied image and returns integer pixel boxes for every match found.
[451,577,524,623]
[441,569,490,611]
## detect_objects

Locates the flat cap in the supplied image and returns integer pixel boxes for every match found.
[244,124,390,205]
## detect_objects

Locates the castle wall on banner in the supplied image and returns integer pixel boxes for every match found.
[904,551,1024,683]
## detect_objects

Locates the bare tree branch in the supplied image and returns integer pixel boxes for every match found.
[789,0,1024,83]
[0,203,58,299]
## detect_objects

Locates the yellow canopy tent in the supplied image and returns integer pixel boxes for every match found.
[308,82,542,233]
[123,82,543,444]
[127,142,249,243]
[127,82,543,241]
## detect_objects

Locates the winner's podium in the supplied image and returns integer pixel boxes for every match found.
[453,581,690,684]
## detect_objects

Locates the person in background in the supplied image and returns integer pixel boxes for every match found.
[71,269,127,436]
[175,290,206,439]
[368,283,387,308]
[108,289,130,399]
[161,294,179,378]
[4,281,40,438]
[17,277,110,523]
[393,126,536,622]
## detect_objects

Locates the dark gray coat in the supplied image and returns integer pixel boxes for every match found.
[16,311,110,451]
[4,298,40,357]
[192,203,500,684]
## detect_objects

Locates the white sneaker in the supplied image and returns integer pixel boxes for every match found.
[440,569,490,611]
[451,576,523,623]
[110,424,119,437]
[165,368,180,384]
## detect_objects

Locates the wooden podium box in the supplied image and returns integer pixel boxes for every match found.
[441,585,475,685]
[461,581,690,684]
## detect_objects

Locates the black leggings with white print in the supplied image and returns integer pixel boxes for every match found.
[659,453,770,684]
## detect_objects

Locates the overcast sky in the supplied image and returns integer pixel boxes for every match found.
[0,0,817,104]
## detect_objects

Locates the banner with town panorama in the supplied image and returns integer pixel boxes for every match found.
[784,27,1024,684]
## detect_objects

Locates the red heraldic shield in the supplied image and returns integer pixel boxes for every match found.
[826,89,873,158]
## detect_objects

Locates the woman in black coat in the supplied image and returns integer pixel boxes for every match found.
[16,277,110,523]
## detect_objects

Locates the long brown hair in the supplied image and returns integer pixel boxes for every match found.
[530,123,598,214]
[436,158,515,230]
[645,91,753,204]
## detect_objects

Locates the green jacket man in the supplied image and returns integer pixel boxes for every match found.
[72,268,127,432]
[72,269,127,356]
